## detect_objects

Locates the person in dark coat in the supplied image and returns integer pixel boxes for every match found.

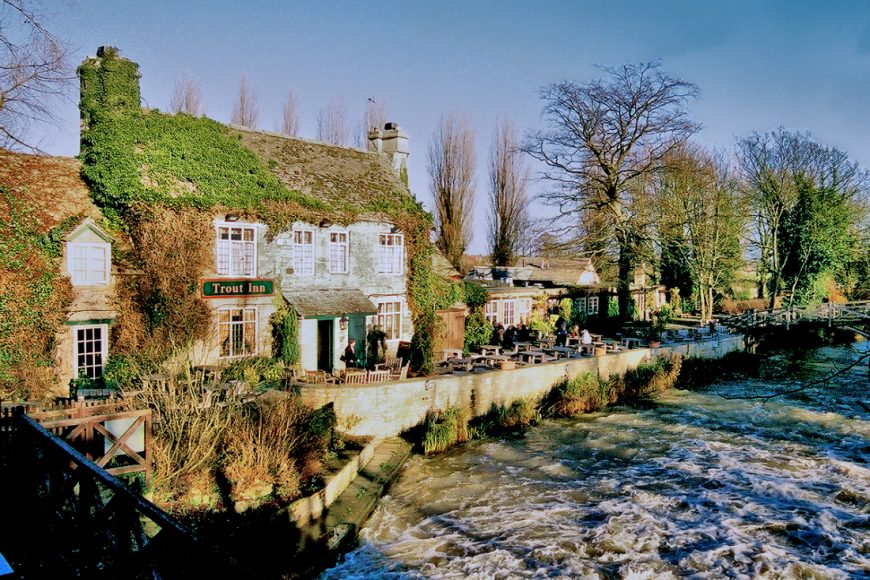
[555,316,568,347]
[341,338,357,368]
[504,325,517,350]
[494,323,505,346]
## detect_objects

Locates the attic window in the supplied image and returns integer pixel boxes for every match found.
[68,242,110,286]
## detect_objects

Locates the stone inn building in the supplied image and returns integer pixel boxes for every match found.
[0,47,427,397]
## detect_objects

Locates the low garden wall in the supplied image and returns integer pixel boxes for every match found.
[299,335,745,439]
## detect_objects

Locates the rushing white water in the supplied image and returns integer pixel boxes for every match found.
[323,345,870,579]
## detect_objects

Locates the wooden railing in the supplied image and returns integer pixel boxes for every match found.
[0,409,244,578]
[719,300,870,332]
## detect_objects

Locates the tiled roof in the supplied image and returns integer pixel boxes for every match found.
[230,126,410,215]
[283,288,377,318]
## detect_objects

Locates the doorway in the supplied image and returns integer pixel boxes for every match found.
[317,319,333,371]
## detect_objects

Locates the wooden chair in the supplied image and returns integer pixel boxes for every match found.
[390,362,410,381]
[367,370,391,383]
[302,369,328,384]
[376,357,403,374]
[343,370,367,385]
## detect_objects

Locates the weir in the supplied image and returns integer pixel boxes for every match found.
[298,335,745,439]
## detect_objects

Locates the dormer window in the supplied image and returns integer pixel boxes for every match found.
[217,224,257,277]
[68,242,110,285]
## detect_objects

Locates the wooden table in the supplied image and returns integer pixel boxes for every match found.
[551,346,577,358]
[513,341,534,352]
[480,345,502,356]
[484,354,513,366]
[621,337,645,349]
[515,350,547,364]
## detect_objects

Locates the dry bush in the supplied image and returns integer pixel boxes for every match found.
[115,207,212,360]
[222,397,312,501]
[718,298,771,315]
[125,375,233,502]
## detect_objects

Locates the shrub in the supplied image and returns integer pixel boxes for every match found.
[464,310,493,354]
[221,356,284,387]
[366,326,387,370]
[422,405,468,455]
[619,355,682,405]
[543,373,610,417]
[470,398,541,437]
[271,307,299,367]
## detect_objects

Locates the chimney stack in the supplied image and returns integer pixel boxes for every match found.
[367,127,382,153]
[380,122,409,184]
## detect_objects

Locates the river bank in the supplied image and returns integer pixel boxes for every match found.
[321,343,870,578]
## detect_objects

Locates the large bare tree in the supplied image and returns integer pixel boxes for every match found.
[488,116,529,266]
[0,0,72,150]
[230,74,258,128]
[169,73,203,116]
[525,62,699,320]
[277,89,300,136]
[317,97,350,146]
[429,112,476,270]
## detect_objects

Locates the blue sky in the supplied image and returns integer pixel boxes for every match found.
[25,0,870,252]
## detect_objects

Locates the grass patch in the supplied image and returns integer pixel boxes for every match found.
[542,372,611,417]
[422,405,469,455]
[469,398,542,438]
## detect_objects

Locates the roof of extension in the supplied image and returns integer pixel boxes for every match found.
[0,149,102,229]
[283,288,378,318]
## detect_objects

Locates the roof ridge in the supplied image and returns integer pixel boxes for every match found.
[227,124,375,156]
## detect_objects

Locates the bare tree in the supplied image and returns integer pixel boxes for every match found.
[169,73,203,116]
[429,112,476,270]
[0,0,72,150]
[525,62,699,321]
[357,97,386,148]
[317,97,350,146]
[230,74,258,128]
[277,89,300,136]
[656,145,745,322]
[488,116,529,266]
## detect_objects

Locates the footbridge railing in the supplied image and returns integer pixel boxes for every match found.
[719,300,870,332]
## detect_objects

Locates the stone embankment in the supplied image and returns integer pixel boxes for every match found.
[299,335,744,439]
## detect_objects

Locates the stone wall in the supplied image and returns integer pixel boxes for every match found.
[299,335,745,439]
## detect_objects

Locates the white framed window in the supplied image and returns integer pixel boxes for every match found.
[376,297,403,341]
[575,297,587,315]
[587,296,599,315]
[216,224,256,277]
[68,242,110,285]
[73,324,108,379]
[378,233,404,275]
[218,307,258,358]
[329,231,349,274]
[503,301,516,327]
[484,301,498,325]
[293,229,315,276]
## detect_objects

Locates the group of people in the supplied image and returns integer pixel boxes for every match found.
[493,318,593,352]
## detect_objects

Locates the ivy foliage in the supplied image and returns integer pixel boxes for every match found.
[271,307,300,367]
[0,186,72,399]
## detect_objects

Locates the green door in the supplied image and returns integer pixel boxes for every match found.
[349,315,367,368]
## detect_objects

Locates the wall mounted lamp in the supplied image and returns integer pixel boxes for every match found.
[339,314,349,331]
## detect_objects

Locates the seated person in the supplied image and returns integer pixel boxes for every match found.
[503,325,517,350]
[579,329,593,352]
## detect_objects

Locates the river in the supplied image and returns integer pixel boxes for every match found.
[322,345,870,579]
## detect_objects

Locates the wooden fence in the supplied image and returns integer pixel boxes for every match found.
[0,409,245,578]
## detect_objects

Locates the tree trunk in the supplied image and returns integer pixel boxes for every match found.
[617,241,632,322]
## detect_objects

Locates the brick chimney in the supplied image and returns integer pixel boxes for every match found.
[380,122,409,185]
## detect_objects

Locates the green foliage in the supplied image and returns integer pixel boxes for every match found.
[103,354,151,390]
[271,307,300,367]
[571,299,588,328]
[469,398,541,438]
[559,298,572,322]
[543,372,610,417]
[675,351,761,390]
[422,405,469,455]
[659,236,694,302]
[221,356,285,387]
[463,281,488,309]
[463,311,493,354]
[409,310,436,374]
[0,186,70,399]
[779,178,855,305]
[607,297,620,319]
[366,326,387,370]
